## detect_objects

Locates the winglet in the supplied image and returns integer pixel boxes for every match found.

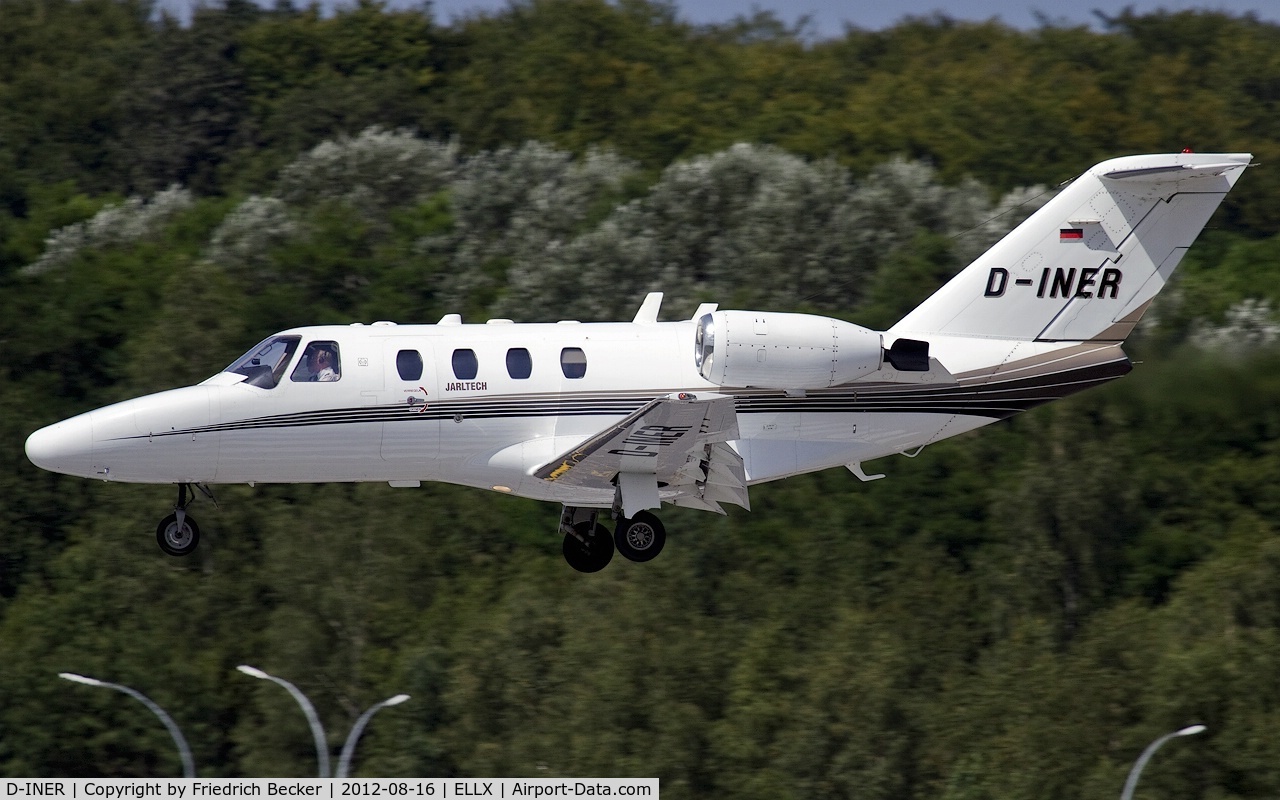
[633,292,663,324]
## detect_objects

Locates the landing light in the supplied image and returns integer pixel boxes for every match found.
[492,485,512,493]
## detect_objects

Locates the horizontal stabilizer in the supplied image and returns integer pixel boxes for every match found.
[1102,162,1248,181]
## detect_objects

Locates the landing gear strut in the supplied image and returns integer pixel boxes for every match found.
[560,507,614,573]
[156,483,212,557]
[559,505,667,571]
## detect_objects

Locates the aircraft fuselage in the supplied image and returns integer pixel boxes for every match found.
[25,317,1128,510]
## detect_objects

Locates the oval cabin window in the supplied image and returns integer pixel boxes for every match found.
[506,348,532,379]
[396,350,423,381]
[560,347,587,379]
[452,349,479,380]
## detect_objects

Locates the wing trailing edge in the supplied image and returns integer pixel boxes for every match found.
[533,392,749,514]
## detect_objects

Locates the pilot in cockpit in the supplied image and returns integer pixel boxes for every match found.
[295,343,340,382]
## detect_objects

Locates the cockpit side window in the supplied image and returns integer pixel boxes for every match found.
[291,341,342,382]
[225,336,301,389]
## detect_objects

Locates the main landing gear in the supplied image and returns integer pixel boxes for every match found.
[559,506,667,573]
[155,483,214,557]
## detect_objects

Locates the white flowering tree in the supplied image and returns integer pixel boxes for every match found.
[276,128,460,217]
[489,144,1048,323]
[23,186,194,277]
[26,130,1053,330]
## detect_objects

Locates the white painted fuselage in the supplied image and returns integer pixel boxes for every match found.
[24,313,1127,510]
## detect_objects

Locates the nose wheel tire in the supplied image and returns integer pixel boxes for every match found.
[156,513,200,557]
[562,521,614,573]
[614,511,666,562]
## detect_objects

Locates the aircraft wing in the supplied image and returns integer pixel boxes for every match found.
[534,392,749,514]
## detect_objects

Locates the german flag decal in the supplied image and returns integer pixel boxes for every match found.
[1060,228,1084,240]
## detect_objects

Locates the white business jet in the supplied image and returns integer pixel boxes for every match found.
[25,152,1252,571]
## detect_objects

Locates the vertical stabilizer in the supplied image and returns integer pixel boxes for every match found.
[890,153,1252,343]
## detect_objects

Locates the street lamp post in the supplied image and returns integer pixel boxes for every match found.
[336,694,411,778]
[237,665,331,778]
[1120,724,1207,800]
[59,672,195,778]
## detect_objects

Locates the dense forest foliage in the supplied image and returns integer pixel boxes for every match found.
[4,0,1280,794]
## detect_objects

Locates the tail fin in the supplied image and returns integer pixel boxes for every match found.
[890,153,1252,343]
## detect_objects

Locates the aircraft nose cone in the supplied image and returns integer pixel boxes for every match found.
[25,415,97,478]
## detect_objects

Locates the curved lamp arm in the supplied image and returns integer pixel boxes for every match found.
[237,665,330,778]
[59,672,195,778]
[1120,724,1206,800]
[336,694,411,778]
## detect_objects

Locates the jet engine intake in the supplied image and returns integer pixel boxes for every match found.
[695,310,882,389]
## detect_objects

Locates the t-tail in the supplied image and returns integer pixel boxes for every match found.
[890,152,1253,344]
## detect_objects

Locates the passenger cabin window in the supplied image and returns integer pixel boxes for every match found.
[397,349,424,381]
[506,348,532,379]
[291,341,341,382]
[452,349,479,380]
[561,347,587,379]
[225,335,300,389]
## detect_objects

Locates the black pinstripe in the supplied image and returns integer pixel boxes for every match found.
[115,355,1132,441]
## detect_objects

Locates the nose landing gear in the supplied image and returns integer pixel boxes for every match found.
[155,483,213,557]
[156,511,199,557]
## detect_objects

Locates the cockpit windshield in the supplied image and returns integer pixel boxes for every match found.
[223,336,301,389]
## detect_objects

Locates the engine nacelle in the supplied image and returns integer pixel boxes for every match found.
[694,310,883,389]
